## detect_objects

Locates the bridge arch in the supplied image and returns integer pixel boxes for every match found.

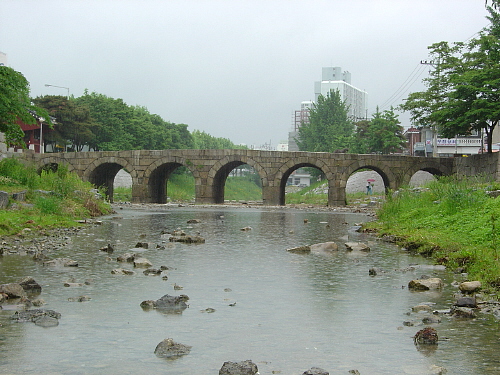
[401,160,453,187]
[274,156,333,205]
[206,155,267,204]
[83,156,135,203]
[142,157,200,204]
[37,155,78,175]
[343,160,397,194]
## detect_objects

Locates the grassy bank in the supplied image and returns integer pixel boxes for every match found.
[0,158,112,236]
[364,176,500,292]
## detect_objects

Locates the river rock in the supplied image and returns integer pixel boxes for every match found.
[459,281,481,293]
[0,283,27,298]
[455,296,477,308]
[219,360,259,375]
[408,278,443,291]
[413,327,438,345]
[369,267,385,276]
[0,190,8,209]
[344,242,370,252]
[140,294,189,312]
[287,245,311,254]
[99,243,114,253]
[412,304,433,312]
[310,242,339,252]
[111,268,135,275]
[117,253,136,262]
[302,367,329,375]
[43,257,78,267]
[451,306,477,318]
[143,268,162,276]
[154,338,192,358]
[11,309,61,322]
[169,233,205,244]
[133,257,153,268]
[18,276,42,295]
[187,219,201,224]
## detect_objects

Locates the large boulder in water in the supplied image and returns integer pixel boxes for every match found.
[0,283,27,298]
[140,294,189,312]
[408,278,444,291]
[11,309,61,326]
[310,242,339,253]
[154,338,192,359]
[219,360,259,375]
[18,276,42,295]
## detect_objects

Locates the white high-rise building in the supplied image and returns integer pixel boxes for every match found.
[314,67,367,120]
[0,51,7,66]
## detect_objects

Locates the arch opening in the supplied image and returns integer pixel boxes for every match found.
[38,163,59,174]
[148,163,196,204]
[346,168,389,204]
[213,162,263,204]
[280,164,326,206]
[88,162,124,203]
[409,170,437,187]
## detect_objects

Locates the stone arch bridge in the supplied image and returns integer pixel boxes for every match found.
[16,149,500,206]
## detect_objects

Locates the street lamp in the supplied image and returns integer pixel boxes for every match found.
[44,84,69,99]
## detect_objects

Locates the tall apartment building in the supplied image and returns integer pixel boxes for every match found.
[0,51,7,66]
[288,67,367,151]
[315,67,368,120]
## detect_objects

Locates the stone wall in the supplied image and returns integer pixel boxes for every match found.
[454,152,500,181]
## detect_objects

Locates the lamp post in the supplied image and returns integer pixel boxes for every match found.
[44,84,69,99]
[44,84,70,153]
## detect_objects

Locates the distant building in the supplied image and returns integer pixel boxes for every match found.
[288,101,313,152]
[276,141,288,151]
[0,51,7,66]
[315,67,368,121]
[287,168,312,187]
[408,126,484,157]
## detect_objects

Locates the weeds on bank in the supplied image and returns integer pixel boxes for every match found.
[364,175,500,292]
[0,158,112,235]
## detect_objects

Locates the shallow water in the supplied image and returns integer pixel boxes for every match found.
[1,206,500,374]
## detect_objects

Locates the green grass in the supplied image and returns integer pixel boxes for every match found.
[0,158,112,236]
[285,180,328,205]
[364,175,500,293]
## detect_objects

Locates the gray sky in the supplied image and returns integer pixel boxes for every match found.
[0,0,490,148]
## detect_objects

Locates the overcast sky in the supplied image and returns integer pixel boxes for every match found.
[0,0,491,148]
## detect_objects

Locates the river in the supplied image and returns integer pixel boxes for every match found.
[1,205,499,374]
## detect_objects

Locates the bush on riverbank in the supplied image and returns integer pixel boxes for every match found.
[0,158,112,235]
[364,176,500,292]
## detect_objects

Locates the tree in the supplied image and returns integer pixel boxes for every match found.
[33,95,98,152]
[401,5,500,153]
[192,130,247,149]
[296,90,353,153]
[76,91,194,151]
[366,108,405,154]
[0,66,52,145]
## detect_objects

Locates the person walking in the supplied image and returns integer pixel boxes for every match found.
[366,182,372,195]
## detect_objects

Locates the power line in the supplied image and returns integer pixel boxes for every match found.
[379,63,427,111]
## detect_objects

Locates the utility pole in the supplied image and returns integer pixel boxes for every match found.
[420,60,438,157]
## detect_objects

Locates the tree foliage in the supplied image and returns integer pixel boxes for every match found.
[296,90,353,152]
[75,91,194,151]
[192,130,247,149]
[0,66,52,145]
[400,5,500,153]
[32,95,98,152]
[352,108,405,154]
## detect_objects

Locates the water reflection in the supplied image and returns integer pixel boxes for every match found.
[0,206,499,374]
